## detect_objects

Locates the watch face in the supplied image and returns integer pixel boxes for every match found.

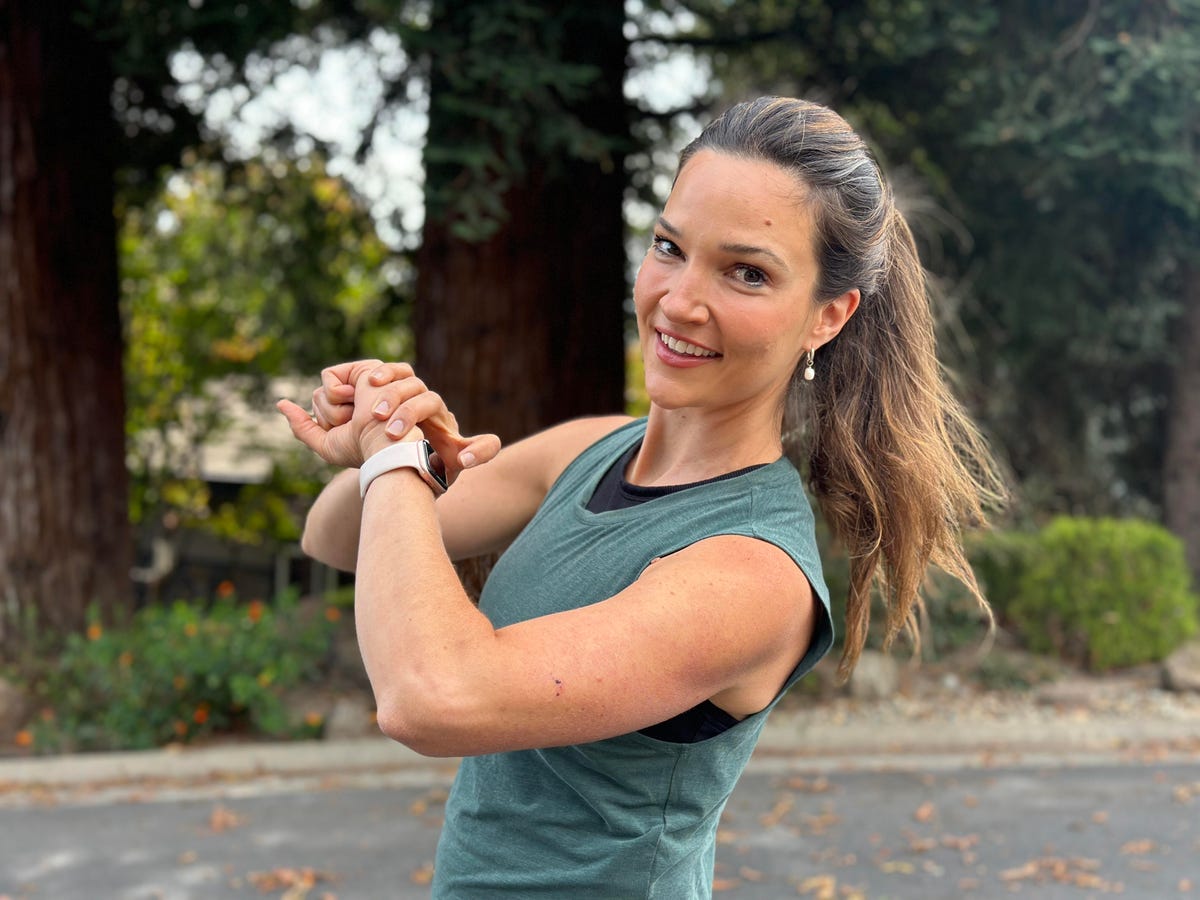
[421,441,449,492]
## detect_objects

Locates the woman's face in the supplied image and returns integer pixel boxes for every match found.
[633,150,823,422]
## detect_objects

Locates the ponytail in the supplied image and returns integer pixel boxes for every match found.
[795,207,1006,679]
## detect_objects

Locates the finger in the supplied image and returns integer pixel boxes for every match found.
[367,362,416,386]
[457,433,501,469]
[312,387,352,429]
[320,369,357,403]
[385,389,448,438]
[277,399,328,455]
[361,377,428,423]
[323,359,385,396]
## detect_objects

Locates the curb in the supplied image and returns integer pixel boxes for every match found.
[2,712,1198,799]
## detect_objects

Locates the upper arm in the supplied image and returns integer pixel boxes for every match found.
[401,534,816,756]
[436,415,633,561]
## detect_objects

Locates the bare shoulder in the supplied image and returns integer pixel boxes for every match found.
[437,414,633,561]
[506,414,635,493]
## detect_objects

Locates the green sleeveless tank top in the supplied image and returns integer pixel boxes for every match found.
[433,418,833,898]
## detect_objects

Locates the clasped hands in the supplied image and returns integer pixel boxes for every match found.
[277,360,501,485]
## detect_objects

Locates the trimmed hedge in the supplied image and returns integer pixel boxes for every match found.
[1006,516,1198,671]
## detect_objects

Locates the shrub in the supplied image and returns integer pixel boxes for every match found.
[967,528,1038,624]
[26,591,338,753]
[1007,517,1199,671]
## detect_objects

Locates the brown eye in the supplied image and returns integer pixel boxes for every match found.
[651,236,682,257]
[733,264,767,286]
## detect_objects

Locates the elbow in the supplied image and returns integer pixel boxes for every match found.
[373,679,476,758]
[300,527,356,573]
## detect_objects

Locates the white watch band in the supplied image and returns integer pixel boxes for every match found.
[358,440,446,497]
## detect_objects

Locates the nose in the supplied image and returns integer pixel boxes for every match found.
[658,266,711,326]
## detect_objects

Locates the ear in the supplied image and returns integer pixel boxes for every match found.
[809,288,860,349]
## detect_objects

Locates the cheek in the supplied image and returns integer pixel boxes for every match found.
[632,264,660,320]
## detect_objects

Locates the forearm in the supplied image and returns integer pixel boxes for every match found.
[300,468,364,571]
[354,467,497,752]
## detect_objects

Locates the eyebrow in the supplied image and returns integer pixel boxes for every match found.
[657,216,790,273]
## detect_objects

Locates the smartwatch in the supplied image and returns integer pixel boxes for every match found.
[359,440,448,497]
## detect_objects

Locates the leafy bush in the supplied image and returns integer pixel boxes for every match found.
[26,591,339,753]
[1007,517,1199,671]
[967,529,1038,624]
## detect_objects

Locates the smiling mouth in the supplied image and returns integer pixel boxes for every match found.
[658,331,720,358]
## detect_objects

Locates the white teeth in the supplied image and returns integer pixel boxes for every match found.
[659,332,717,358]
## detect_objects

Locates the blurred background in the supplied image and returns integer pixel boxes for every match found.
[1,0,1198,755]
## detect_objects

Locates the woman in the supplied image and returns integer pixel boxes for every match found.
[278,96,1004,898]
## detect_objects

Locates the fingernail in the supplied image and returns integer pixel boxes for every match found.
[386,419,407,437]
[373,401,389,416]
[460,451,477,468]
[370,369,385,382]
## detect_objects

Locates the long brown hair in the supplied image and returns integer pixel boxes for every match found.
[679,97,1007,679]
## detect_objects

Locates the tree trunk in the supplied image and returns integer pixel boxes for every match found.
[0,2,132,655]
[414,2,628,445]
[1164,260,1200,587]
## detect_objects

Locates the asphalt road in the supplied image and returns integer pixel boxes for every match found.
[3,756,1198,899]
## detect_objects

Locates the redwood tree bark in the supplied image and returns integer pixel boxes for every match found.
[414,2,628,445]
[1164,260,1200,586]
[0,2,132,654]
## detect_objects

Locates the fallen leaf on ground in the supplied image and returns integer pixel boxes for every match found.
[998,856,1122,893]
[797,874,837,899]
[785,776,835,794]
[712,877,742,891]
[208,804,245,833]
[247,867,334,894]
[410,862,434,885]
[912,801,936,823]
[1172,782,1200,804]
[1120,839,1157,855]
[760,792,795,827]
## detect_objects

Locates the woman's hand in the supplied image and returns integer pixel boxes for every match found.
[277,360,501,483]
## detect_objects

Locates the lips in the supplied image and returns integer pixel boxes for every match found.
[657,331,720,358]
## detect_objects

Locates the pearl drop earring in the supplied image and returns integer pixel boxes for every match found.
[803,348,816,382]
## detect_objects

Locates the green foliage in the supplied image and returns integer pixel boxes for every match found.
[1008,517,1199,671]
[967,529,1039,624]
[121,154,409,541]
[25,591,338,753]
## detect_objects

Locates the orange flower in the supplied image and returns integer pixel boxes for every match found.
[118,651,134,668]
[246,600,265,623]
[183,622,198,638]
[86,623,103,641]
[216,580,236,598]
[173,720,189,737]
[193,704,210,725]
[14,730,33,748]
[304,712,324,728]
[324,606,342,623]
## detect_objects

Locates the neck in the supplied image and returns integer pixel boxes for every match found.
[628,403,785,487]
